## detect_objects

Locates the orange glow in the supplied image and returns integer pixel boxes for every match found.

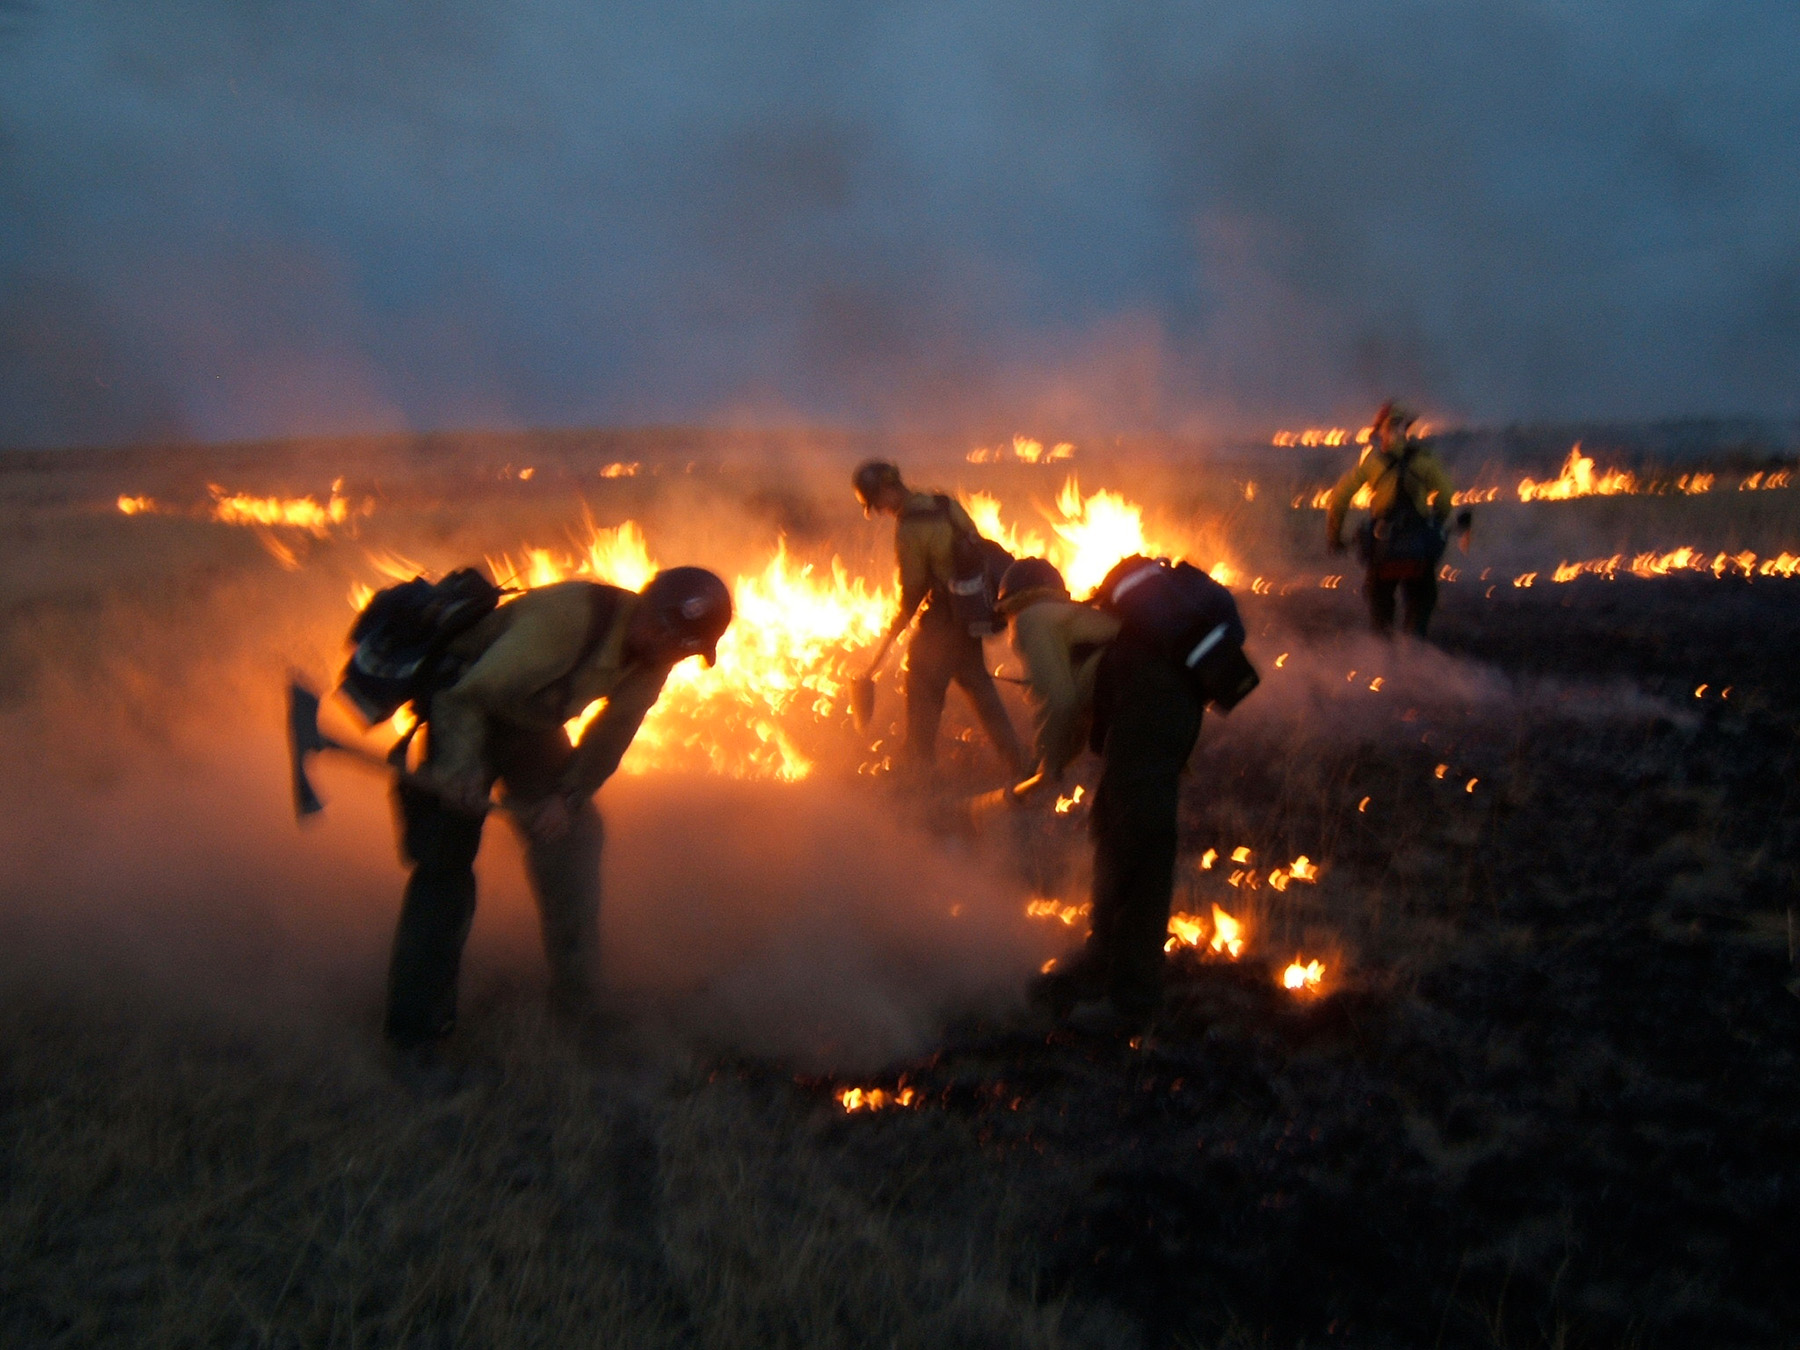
[599,461,640,478]
[966,436,1076,464]
[207,479,365,535]
[1054,785,1086,814]
[1272,427,1353,448]
[1517,446,1637,502]
[116,495,155,515]
[837,1086,918,1113]
[1282,960,1326,994]
[1163,903,1246,958]
[1025,897,1092,928]
[1209,904,1245,958]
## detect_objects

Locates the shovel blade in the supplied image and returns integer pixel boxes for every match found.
[850,676,876,732]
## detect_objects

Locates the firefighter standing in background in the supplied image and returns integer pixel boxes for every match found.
[852,460,1029,775]
[1326,401,1457,637]
[392,567,731,1066]
[991,557,1204,1032]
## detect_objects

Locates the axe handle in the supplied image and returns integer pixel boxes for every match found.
[311,734,497,813]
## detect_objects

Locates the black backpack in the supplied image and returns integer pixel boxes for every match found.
[1358,447,1447,572]
[340,569,505,726]
[906,495,1014,637]
[1091,555,1259,711]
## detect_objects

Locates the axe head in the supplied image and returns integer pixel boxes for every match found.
[287,678,340,819]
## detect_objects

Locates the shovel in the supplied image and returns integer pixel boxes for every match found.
[851,630,899,733]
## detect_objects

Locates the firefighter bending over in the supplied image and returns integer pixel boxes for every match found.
[385,567,731,1062]
[992,557,1211,1033]
[1326,401,1456,637]
[852,460,1028,775]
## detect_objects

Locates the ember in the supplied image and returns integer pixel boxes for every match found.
[1281,959,1326,994]
[837,1086,918,1113]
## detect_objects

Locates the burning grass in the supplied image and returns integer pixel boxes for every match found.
[6,434,1800,1347]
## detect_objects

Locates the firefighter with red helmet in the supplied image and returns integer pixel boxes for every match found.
[852,460,1028,775]
[390,566,731,1067]
[1326,401,1457,636]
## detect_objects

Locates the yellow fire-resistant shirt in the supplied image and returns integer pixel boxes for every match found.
[428,581,671,800]
[1007,596,1121,779]
[1326,441,1456,547]
[889,491,979,635]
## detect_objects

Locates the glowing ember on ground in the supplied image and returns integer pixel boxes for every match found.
[1282,960,1326,994]
[1165,904,1247,957]
[837,1086,917,1113]
[1026,897,1092,928]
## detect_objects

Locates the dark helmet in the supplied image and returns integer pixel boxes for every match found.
[851,460,904,515]
[995,557,1067,616]
[638,567,733,666]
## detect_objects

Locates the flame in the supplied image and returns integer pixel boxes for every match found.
[1053,785,1086,814]
[1272,427,1353,447]
[1288,855,1318,882]
[364,518,890,782]
[1517,446,1637,502]
[1210,904,1244,958]
[837,1086,918,1113]
[1026,897,1092,927]
[966,436,1077,464]
[964,475,1219,599]
[599,462,640,478]
[116,495,155,515]
[1544,549,1800,583]
[1163,903,1246,957]
[207,479,363,535]
[1282,960,1325,994]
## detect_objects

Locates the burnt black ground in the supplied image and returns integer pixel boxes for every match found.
[802,576,1800,1349]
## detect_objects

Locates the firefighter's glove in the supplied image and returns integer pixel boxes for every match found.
[520,794,575,844]
[429,770,492,817]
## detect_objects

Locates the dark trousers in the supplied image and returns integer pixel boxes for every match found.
[1365,567,1437,636]
[1083,646,1204,1017]
[904,612,1027,772]
[386,725,602,1047]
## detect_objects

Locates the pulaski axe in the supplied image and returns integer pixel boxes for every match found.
[287,678,432,819]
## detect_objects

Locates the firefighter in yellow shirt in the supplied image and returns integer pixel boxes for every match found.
[852,461,1028,774]
[391,567,731,1059]
[993,557,1204,1032]
[1326,401,1456,636]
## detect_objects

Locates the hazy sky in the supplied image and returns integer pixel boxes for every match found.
[2,1,1795,448]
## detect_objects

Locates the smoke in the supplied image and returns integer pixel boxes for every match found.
[0,458,1053,1073]
[2,2,1798,449]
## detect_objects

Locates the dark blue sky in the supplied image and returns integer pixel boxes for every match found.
[2,1,1795,448]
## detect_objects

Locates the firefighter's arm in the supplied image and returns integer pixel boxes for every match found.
[1015,608,1116,787]
[888,520,932,636]
[558,662,672,800]
[1324,459,1372,548]
[428,599,587,791]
